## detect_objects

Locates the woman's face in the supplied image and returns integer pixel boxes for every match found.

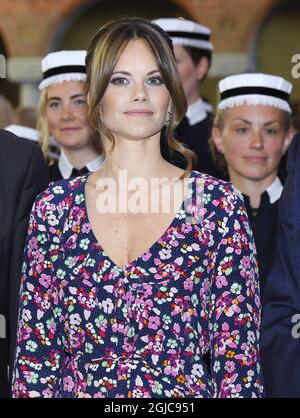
[173,45,199,105]
[212,105,293,182]
[101,38,171,143]
[46,80,92,150]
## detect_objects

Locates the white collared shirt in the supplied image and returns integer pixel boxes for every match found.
[266,176,283,204]
[186,98,209,126]
[58,149,105,179]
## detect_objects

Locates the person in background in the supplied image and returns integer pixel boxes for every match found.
[153,18,219,176]
[13,106,37,129]
[12,16,263,398]
[0,129,48,397]
[37,50,104,181]
[0,95,14,129]
[210,73,294,293]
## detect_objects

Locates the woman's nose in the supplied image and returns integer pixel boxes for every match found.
[60,104,75,120]
[250,132,264,149]
[131,84,148,102]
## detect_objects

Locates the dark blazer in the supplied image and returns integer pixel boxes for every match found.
[261,132,300,397]
[243,192,279,293]
[0,129,48,397]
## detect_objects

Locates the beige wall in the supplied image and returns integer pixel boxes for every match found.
[1,0,299,106]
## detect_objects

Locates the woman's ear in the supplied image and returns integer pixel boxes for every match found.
[196,56,210,82]
[211,127,225,154]
[281,128,295,156]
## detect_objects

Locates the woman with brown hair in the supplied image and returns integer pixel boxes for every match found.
[12,17,263,398]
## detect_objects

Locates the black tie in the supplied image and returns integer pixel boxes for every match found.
[71,166,89,177]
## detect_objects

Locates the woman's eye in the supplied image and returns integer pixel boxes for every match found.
[236,127,248,134]
[48,102,61,109]
[110,77,128,85]
[73,99,87,107]
[147,76,163,85]
[265,128,277,135]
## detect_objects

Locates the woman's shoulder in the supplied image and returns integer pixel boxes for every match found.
[190,170,245,210]
[33,175,87,212]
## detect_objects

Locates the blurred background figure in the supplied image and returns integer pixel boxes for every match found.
[290,101,300,136]
[13,106,37,129]
[37,50,104,181]
[0,95,14,129]
[153,18,219,176]
[210,73,294,291]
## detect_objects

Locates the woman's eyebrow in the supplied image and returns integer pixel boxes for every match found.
[47,93,85,101]
[112,70,160,76]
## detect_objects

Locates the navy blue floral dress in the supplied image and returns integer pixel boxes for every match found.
[12,171,264,397]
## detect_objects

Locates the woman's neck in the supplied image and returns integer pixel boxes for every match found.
[100,135,178,182]
[229,171,277,209]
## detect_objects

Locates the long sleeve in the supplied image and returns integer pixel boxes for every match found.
[261,133,300,397]
[11,194,64,398]
[8,144,49,388]
[209,190,264,397]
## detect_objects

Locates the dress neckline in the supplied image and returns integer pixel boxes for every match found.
[80,170,199,271]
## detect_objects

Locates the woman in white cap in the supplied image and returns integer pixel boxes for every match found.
[38,50,104,181]
[210,73,294,291]
[153,18,219,177]
[12,17,263,398]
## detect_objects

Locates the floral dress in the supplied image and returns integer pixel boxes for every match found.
[11,171,264,398]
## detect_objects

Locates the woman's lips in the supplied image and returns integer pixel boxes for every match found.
[244,156,267,162]
[124,110,153,116]
[60,127,82,131]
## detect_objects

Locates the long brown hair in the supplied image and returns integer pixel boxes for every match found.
[86,16,195,177]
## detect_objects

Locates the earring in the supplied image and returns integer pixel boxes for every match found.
[164,110,172,127]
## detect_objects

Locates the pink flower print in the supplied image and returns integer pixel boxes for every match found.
[172,323,181,335]
[63,376,75,392]
[122,338,135,354]
[28,236,39,250]
[148,316,161,330]
[28,250,45,275]
[181,223,193,234]
[215,291,245,319]
[219,373,242,398]
[142,251,152,261]
[183,277,193,291]
[240,255,251,271]
[224,361,235,373]
[215,275,228,289]
[39,274,51,289]
[18,324,32,343]
[82,223,91,233]
[235,342,258,367]
[159,248,172,260]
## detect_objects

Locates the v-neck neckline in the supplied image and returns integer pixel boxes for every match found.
[81,170,197,271]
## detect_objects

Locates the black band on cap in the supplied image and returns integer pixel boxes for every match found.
[167,31,210,42]
[220,86,290,102]
[43,65,86,80]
